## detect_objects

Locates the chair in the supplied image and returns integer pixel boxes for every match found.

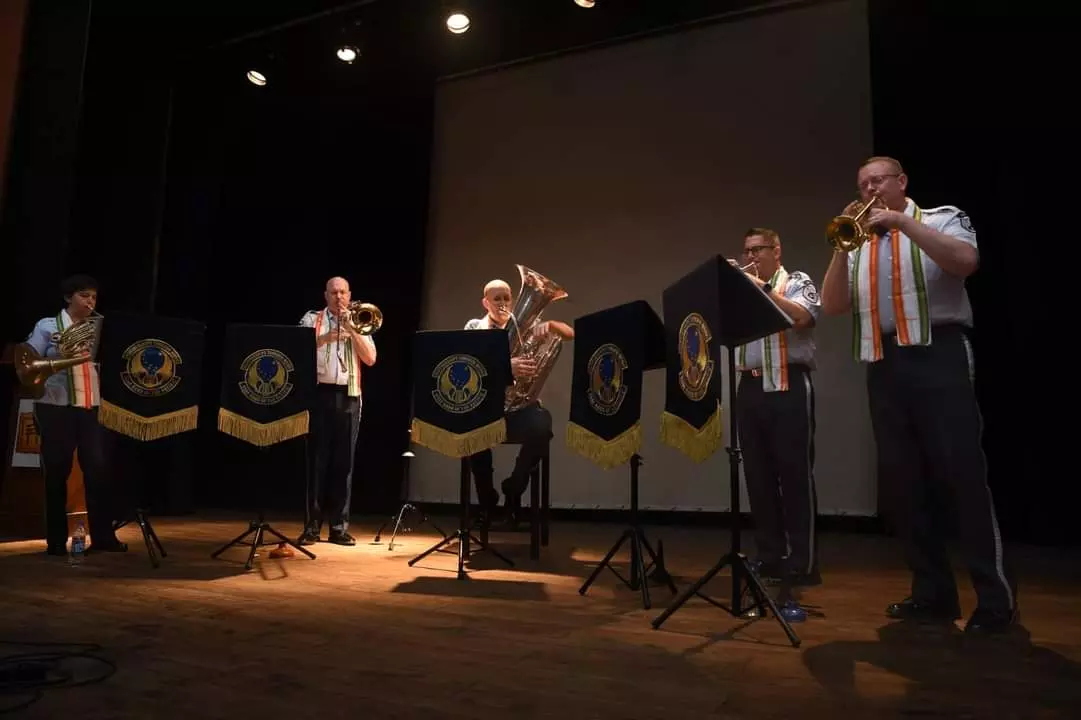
[462,440,550,560]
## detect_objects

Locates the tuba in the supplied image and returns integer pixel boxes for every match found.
[505,264,568,412]
[342,302,383,335]
[14,313,100,398]
[826,194,882,252]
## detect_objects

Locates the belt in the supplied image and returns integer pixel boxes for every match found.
[740,363,810,378]
[317,382,348,390]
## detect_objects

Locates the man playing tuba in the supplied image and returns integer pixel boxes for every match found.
[22,274,126,556]
[464,276,573,528]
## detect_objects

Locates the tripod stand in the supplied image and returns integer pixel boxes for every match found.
[114,510,166,569]
[209,443,316,571]
[407,455,513,580]
[373,444,447,550]
[579,454,677,609]
[651,348,800,647]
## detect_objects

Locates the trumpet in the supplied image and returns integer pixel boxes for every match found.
[826,195,882,252]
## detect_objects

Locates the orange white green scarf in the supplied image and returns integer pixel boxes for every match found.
[314,309,362,397]
[851,198,930,362]
[56,311,97,408]
[739,267,791,392]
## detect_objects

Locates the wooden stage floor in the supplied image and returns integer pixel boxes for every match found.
[1,512,1079,719]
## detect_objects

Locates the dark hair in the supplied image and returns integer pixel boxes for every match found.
[61,274,99,300]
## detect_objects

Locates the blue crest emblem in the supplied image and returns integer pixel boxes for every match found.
[239,349,295,406]
[432,354,488,414]
[678,313,714,402]
[587,343,628,416]
[121,339,183,397]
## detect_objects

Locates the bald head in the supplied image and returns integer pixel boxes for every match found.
[482,278,513,328]
[325,276,351,316]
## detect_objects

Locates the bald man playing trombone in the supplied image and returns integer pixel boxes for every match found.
[730,228,822,613]
[297,276,377,547]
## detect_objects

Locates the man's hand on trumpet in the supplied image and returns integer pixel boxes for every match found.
[866,207,910,232]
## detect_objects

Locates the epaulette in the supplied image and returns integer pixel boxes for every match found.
[920,204,962,216]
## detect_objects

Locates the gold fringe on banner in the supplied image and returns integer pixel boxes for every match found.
[565,421,642,470]
[99,400,199,441]
[410,417,506,458]
[659,401,723,463]
[217,408,309,447]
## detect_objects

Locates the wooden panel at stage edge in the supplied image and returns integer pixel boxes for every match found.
[1,371,89,543]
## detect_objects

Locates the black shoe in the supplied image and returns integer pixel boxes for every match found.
[886,597,961,623]
[297,531,319,546]
[328,531,356,546]
[86,541,128,554]
[45,546,67,557]
[964,607,1018,634]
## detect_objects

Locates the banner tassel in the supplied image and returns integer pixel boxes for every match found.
[565,421,642,470]
[659,401,723,463]
[217,408,309,447]
[99,400,199,441]
[410,417,506,458]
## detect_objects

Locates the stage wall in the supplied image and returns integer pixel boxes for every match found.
[413,0,876,515]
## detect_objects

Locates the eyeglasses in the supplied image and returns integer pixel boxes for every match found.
[742,245,775,256]
[858,173,899,191]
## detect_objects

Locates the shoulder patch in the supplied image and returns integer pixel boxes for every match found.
[958,211,975,233]
[801,284,820,304]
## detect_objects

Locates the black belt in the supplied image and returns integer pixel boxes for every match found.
[317,383,348,391]
[740,363,810,378]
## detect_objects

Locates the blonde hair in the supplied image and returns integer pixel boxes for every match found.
[860,156,904,175]
[483,279,511,297]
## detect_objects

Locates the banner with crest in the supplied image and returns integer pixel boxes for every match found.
[410,329,512,457]
[217,324,314,447]
[660,257,724,462]
[97,312,206,441]
[566,300,665,470]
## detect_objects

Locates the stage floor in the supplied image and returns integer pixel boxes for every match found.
[1,512,1079,719]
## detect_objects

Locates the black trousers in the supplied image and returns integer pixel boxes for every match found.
[738,365,818,578]
[468,403,552,508]
[305,384,360,535]
[32,403,118,551]
[867,324,1016,615]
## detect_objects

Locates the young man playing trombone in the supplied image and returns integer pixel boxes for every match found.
[730,230,822,608]
[820,156,1017,634]
[297,276,377,547]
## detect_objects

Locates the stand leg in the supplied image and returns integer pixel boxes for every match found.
[134,509,166,569]
[211,515,317,571]
[407,458,513,578]
[650,353,800,647]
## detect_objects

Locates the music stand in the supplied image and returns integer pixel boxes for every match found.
[209,323,317,571]
[96,311,206,569]
[406,329,515,580]
[650,257,801,647]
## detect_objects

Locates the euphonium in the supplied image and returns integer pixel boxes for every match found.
[14,314,100,398]
[342,302,383,335]
[826,195,882,252]
[505,264,568,412]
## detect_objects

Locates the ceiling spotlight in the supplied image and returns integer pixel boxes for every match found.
[574,0,596,6]
[446,12,470,34]
[336,45,359,63]
[246,69,267,86]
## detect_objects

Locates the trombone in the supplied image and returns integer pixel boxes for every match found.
[335,302,382,371]
[826,195,882,252]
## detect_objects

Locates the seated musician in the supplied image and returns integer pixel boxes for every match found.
[465,279,573,527]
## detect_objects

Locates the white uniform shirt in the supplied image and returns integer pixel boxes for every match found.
[24,310,101,407]
[736,270,822,370]
[846,204,978,333]
[299,309,376,388]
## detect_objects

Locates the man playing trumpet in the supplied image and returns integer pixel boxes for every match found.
[297,276,377,547]
[820,156,1016,634]
[464,278,573,527]
[730,230,822,599]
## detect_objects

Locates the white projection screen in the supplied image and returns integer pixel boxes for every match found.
[413,0,877,516]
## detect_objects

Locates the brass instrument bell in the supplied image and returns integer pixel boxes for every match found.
[826,195,882,252]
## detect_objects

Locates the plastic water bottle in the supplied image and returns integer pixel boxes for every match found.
[70,523,86,566]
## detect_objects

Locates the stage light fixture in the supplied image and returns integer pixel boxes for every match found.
[574,0,596,7]
[446,11,470,34]
[336,45,359,63]
[246,69,267,86]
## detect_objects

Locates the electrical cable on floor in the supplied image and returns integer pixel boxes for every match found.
[0,640,117,714]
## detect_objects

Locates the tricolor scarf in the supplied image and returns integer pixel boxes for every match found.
[851,198,930,362]
[56,311,97,408]
[314,309,362,397]
[739,267,791,393]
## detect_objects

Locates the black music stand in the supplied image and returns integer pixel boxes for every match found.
[651,256,801,647]
[406,329,515,580]
[209,323,317,571]
[96,311,206,569]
